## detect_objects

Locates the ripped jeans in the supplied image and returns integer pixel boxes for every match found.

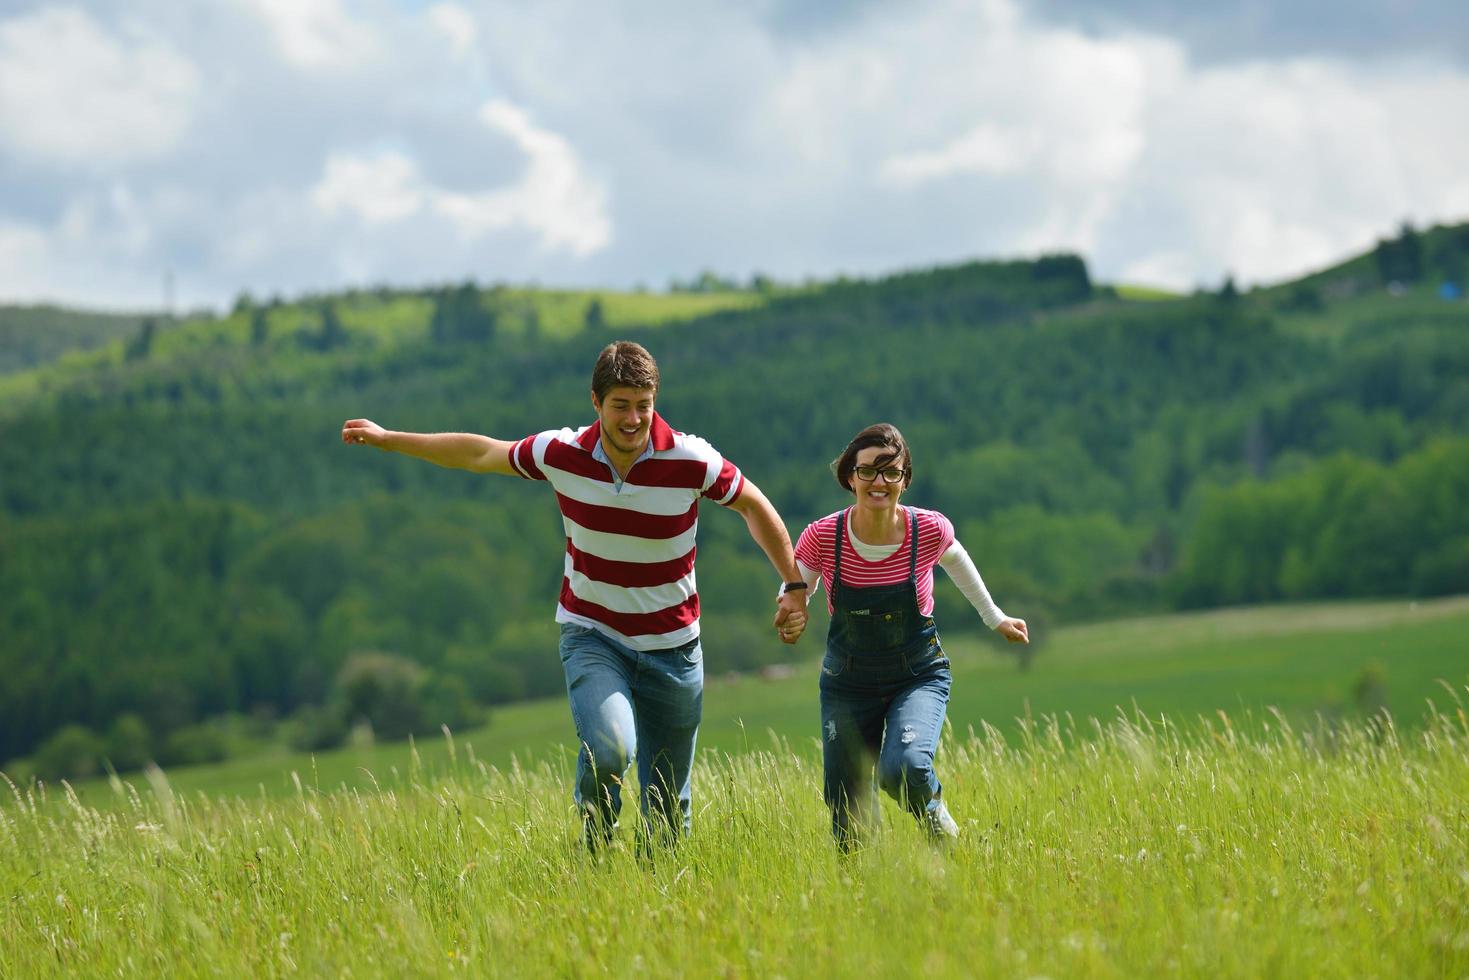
[818,640,952,847]
[559,622,703,845]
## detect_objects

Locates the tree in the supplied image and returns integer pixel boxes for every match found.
[333,652,426,740]
[32,724,104,781]
[672,269,738,293]
[316,302,345,351]
[430,283,496,343]
[418,674,484,732]
[285,704,346,751]
[583,297,606,331]
[105,713,153,771]
[1398,221,1423,282]
[1280,284,1324,313]
[249,307,270,348]
[159,723,229,767]
[1243,413,1269,478]
[125,318,156,361]
[1031,253,1092,301]
[1375,221,1424,285]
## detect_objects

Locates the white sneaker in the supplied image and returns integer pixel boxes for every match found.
[925,800,959,841]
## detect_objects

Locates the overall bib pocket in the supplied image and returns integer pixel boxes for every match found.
[844,607,910,651]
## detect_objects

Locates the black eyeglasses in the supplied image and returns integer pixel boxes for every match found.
[853,465,906,484]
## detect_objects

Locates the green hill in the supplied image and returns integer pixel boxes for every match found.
[0,305,146,377]
[2,228,1467,776]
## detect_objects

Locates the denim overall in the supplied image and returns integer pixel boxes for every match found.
[819,507,952,847]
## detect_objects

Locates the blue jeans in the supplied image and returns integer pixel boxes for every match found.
[819,643,951,846]
[558,623,703,844]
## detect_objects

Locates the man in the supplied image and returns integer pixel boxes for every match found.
[341,341,809,849]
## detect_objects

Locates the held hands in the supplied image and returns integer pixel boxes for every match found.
[995,618,1029,644]
[341,418,387,448]
[773,589,808,645]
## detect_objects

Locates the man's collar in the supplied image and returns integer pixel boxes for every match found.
[649,412,675,451]
[578,411,675,455]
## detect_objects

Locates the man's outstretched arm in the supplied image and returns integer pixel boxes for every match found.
[727,479,809,643]
[341,418,518,475]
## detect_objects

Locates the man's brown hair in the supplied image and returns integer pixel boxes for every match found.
[591,341,660,402]
[831,423,913,492]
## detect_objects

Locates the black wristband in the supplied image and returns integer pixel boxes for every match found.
[782,581,808,593]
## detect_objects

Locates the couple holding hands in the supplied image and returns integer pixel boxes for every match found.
[342,341,1026,852]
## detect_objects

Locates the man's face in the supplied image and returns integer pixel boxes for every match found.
[591,385,656,456]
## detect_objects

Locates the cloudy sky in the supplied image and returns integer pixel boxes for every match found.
[1,0,1466,310]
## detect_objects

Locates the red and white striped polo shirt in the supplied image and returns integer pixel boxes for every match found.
[507,412,744,650]
[794,507,956,616]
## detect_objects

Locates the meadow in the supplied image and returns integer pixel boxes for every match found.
[49,595,1469,804]
[3,600,1467,977]
[3,692,1465,977]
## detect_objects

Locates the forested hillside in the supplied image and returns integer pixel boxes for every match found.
[0,305,145,376]
[3,224,1467,777]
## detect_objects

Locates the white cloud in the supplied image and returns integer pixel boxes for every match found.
[1128,56,1469,286]
[0,7,198,166]
[0,182,172,306]
[312,151,425,223]
[1446,180,1469,218]
[752,0,1167,270]
[242,0,379,70]
[883,124,1032,183]
[0,221,54,298]
[1117,250,1198,290]
[426,3,477,61]
[57,183,153,255]
[850,1,1469,288]
[432,100,610,255]
[308,100,611,257]
[878,22,1156,190]
[3,0,1468,308]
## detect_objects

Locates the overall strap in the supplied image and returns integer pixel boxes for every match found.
[907,508,920,580]
[833,507,850,588]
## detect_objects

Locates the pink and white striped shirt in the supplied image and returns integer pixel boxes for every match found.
[508,412,744,650]
[794,507,956,616]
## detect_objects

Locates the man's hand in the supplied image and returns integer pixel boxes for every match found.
[342,418,388,448]
[773,589,808,645]
[727,478,809,644]
[340,422,514,473]
[996,618,1029,644]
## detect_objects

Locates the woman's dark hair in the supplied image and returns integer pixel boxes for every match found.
[831,423,912,492]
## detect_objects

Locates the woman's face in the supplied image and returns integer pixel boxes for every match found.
[850,445,906,514]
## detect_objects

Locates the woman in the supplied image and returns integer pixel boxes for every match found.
[784,423,1028,849]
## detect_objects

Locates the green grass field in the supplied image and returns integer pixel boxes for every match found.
[4,693,1466,976]
[5,599,1466,977]
[1112,283,1183,302]
[51,596,1469,806]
